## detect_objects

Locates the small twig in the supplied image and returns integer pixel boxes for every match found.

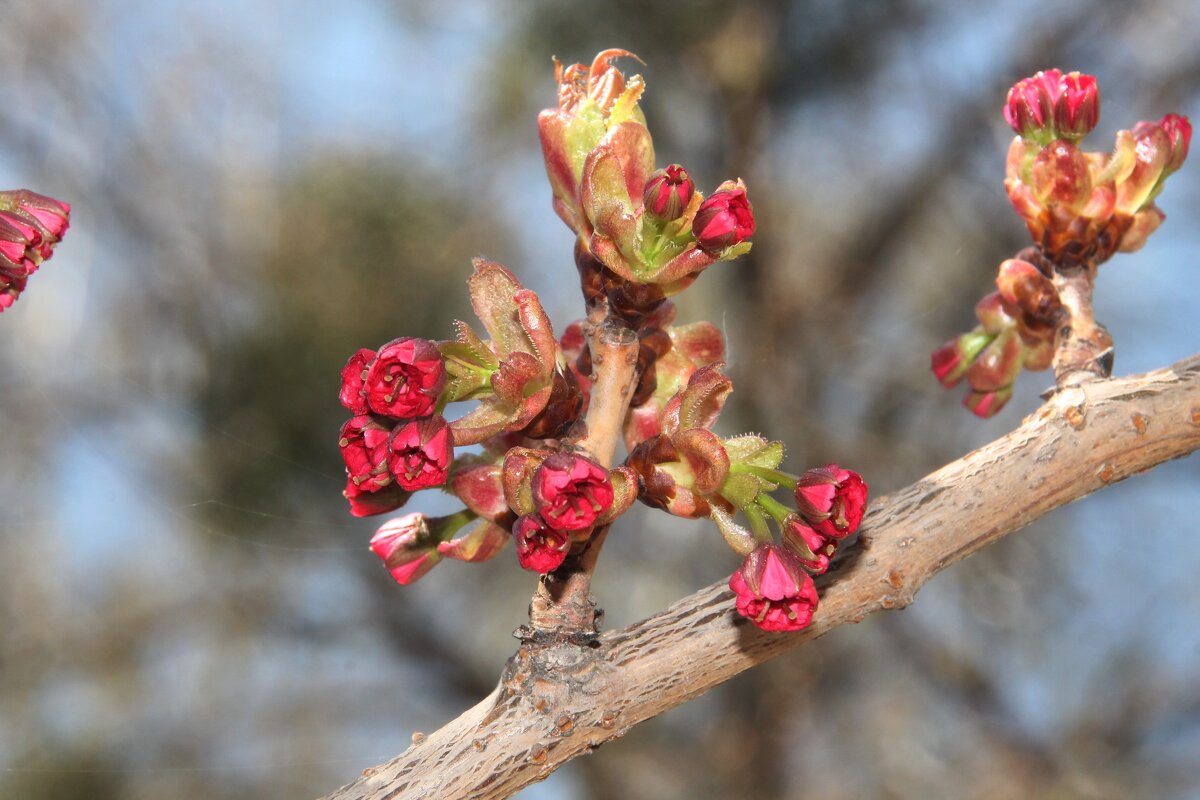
[1052,265,1114,386]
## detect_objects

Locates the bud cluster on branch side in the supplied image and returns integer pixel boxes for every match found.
[934,70,1189,416]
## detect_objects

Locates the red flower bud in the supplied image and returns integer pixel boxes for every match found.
[369,513,441,585]
[512,514,571,574]
[338,348,376,415]
[363,337,445,419]
[728,544,819,632]
[344,479,408,518]
[387,415,453,491]
[692,187,755,253]
[794,465,868,540]
[1053,72,1099,140]
[643,164,695,220]
[532,452,615,531]
[1003,69,1062,142]
[339,415,392,489]
[0,212,43,278]
[0,189,69,311]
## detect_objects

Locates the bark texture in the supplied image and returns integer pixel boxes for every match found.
[324,354,1200,800]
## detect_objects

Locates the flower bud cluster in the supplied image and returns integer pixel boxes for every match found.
[727,464,868,632]
[340,257,638,584]
[935,71,1189,417]
[538,49,755,301]
[502,450,633,574]
[0,189,70,312]
[338,337,451,516]
[1003,70,1189,268]
[932,250,1059,417]
[341,49,865,639]
[623,357,868,631]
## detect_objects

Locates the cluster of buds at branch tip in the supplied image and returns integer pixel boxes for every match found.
[539,49,755,303]
[936,72,1190,416]
[1002,71,1189,268]
[0,189,71,312]
[1004,69,1099,145]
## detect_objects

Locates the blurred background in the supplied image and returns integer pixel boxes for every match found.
[2,1,1199,798]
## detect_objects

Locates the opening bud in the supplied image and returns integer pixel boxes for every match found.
[692,187,755,253]
[532,452,615,531]
[512,514,571,574]
[1004,69,1063,143]
[1053,72,1099,140]
[363,337,446,419]
[793,465,868,540]
[729,544,819,632]
[643,164,695,220]
[387,415,453,492]
[369,513,442,585]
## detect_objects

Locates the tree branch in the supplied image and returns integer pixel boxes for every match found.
[323,353,1200,800]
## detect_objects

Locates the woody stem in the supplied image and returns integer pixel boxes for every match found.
[528,318,641,638]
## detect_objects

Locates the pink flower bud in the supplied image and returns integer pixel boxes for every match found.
[387,415,453,491]
[369,513,441,585]
[363,337,445,419]
[338,348,376,415]
[450,462,511,524]
[692,187,755,253]
[1160,113,1191,174]
[782,518,836,576]
[0,191,69,304]
[794,465,868,540]
[1004,69,1063,142]
[643,164,695,220]
[532,452,615,531]
[338,415,392,489]
[728,544,819,632]
[512,514,571,573]
[1053,72,1099,140]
